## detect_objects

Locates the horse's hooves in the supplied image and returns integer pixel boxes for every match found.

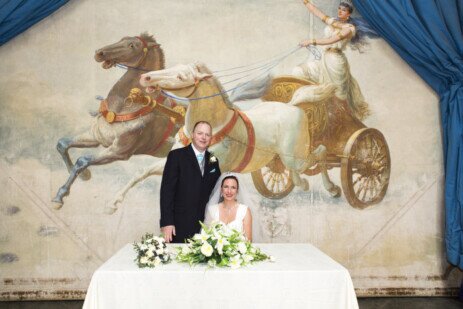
[50,200,63,210]
[79,169,92,181]
[329,185,341,198]
[104,205,118,215]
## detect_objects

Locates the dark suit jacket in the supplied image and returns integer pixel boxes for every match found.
[160,144,221,243]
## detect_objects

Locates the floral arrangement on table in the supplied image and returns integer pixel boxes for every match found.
[133,233,171,268]
[176,222,273,268]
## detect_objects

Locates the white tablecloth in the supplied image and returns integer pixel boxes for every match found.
[83,243,358,309]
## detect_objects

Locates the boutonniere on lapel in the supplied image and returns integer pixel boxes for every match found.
[209,153,217,164]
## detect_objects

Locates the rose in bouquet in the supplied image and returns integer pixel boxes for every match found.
[176,222,272,268]
[133,233,171,268]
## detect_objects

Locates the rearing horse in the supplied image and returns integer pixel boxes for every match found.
[52,33,183,211]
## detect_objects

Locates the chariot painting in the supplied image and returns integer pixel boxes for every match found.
[0,0,451,299]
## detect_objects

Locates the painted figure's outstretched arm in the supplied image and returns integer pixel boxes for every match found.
[299,27,352,47]
[299,0,354,47]
[301,0,329,23]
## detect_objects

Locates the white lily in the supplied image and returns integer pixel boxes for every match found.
[194,229,210,243]
[238,242,247,255]
[229,255,242,269]
[215,237,229,255]
[216,238,229,255]
[181,246,191,255]
[212,228,222,240]
[242,254,254,263]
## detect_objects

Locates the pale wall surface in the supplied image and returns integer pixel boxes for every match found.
[0,0,456,299]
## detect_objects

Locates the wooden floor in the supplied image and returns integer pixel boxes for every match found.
[0,298,462,309]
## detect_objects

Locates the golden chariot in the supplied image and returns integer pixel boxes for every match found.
[252,76,391,209]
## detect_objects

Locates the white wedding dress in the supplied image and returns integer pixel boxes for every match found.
[204,203,248,232]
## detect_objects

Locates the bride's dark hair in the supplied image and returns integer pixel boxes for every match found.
[221,175,239,190]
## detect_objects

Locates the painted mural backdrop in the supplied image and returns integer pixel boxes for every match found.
[0,0,457,299]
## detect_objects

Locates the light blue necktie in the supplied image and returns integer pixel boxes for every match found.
[196,153,205,175]
[196,153,204,164]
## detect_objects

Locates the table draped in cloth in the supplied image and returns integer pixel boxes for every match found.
[83,243,358,309]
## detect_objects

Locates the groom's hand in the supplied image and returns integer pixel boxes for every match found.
[161,225,176,243]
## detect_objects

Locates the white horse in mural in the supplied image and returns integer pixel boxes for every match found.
[108,76,270,210]
[131,63,340,200]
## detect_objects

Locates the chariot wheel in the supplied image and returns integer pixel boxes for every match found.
[251,155,294,199]
[341,128,391,209]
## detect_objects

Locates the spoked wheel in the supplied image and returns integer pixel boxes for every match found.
[341,128,391,209]
[251,155,294,199]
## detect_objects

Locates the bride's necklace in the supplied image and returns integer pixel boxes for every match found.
[222,203,237,214]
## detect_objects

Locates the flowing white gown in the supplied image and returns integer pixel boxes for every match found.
[204,203,248,232]
[293,22,370,120]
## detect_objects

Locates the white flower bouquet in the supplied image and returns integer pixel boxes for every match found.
[176,222,272,268]
[133,233,171,268]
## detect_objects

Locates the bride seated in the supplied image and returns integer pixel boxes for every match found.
[204,173,252,241]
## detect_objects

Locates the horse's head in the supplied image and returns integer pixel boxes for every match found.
[140,63,212,96]
[94,33,161,69]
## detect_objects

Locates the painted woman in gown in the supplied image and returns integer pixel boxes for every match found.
[293,0,378,121]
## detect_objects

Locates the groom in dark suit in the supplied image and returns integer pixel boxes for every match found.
[160,121,221,243]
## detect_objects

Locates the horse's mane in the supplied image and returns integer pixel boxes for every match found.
[194,62,233,108]
[139,32,157,44]
[139,32,165,69]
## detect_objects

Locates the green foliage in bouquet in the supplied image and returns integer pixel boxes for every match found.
[176,222,272,268]
[133,233,171,268]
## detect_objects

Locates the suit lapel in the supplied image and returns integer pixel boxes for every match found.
[203,151,210,178]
